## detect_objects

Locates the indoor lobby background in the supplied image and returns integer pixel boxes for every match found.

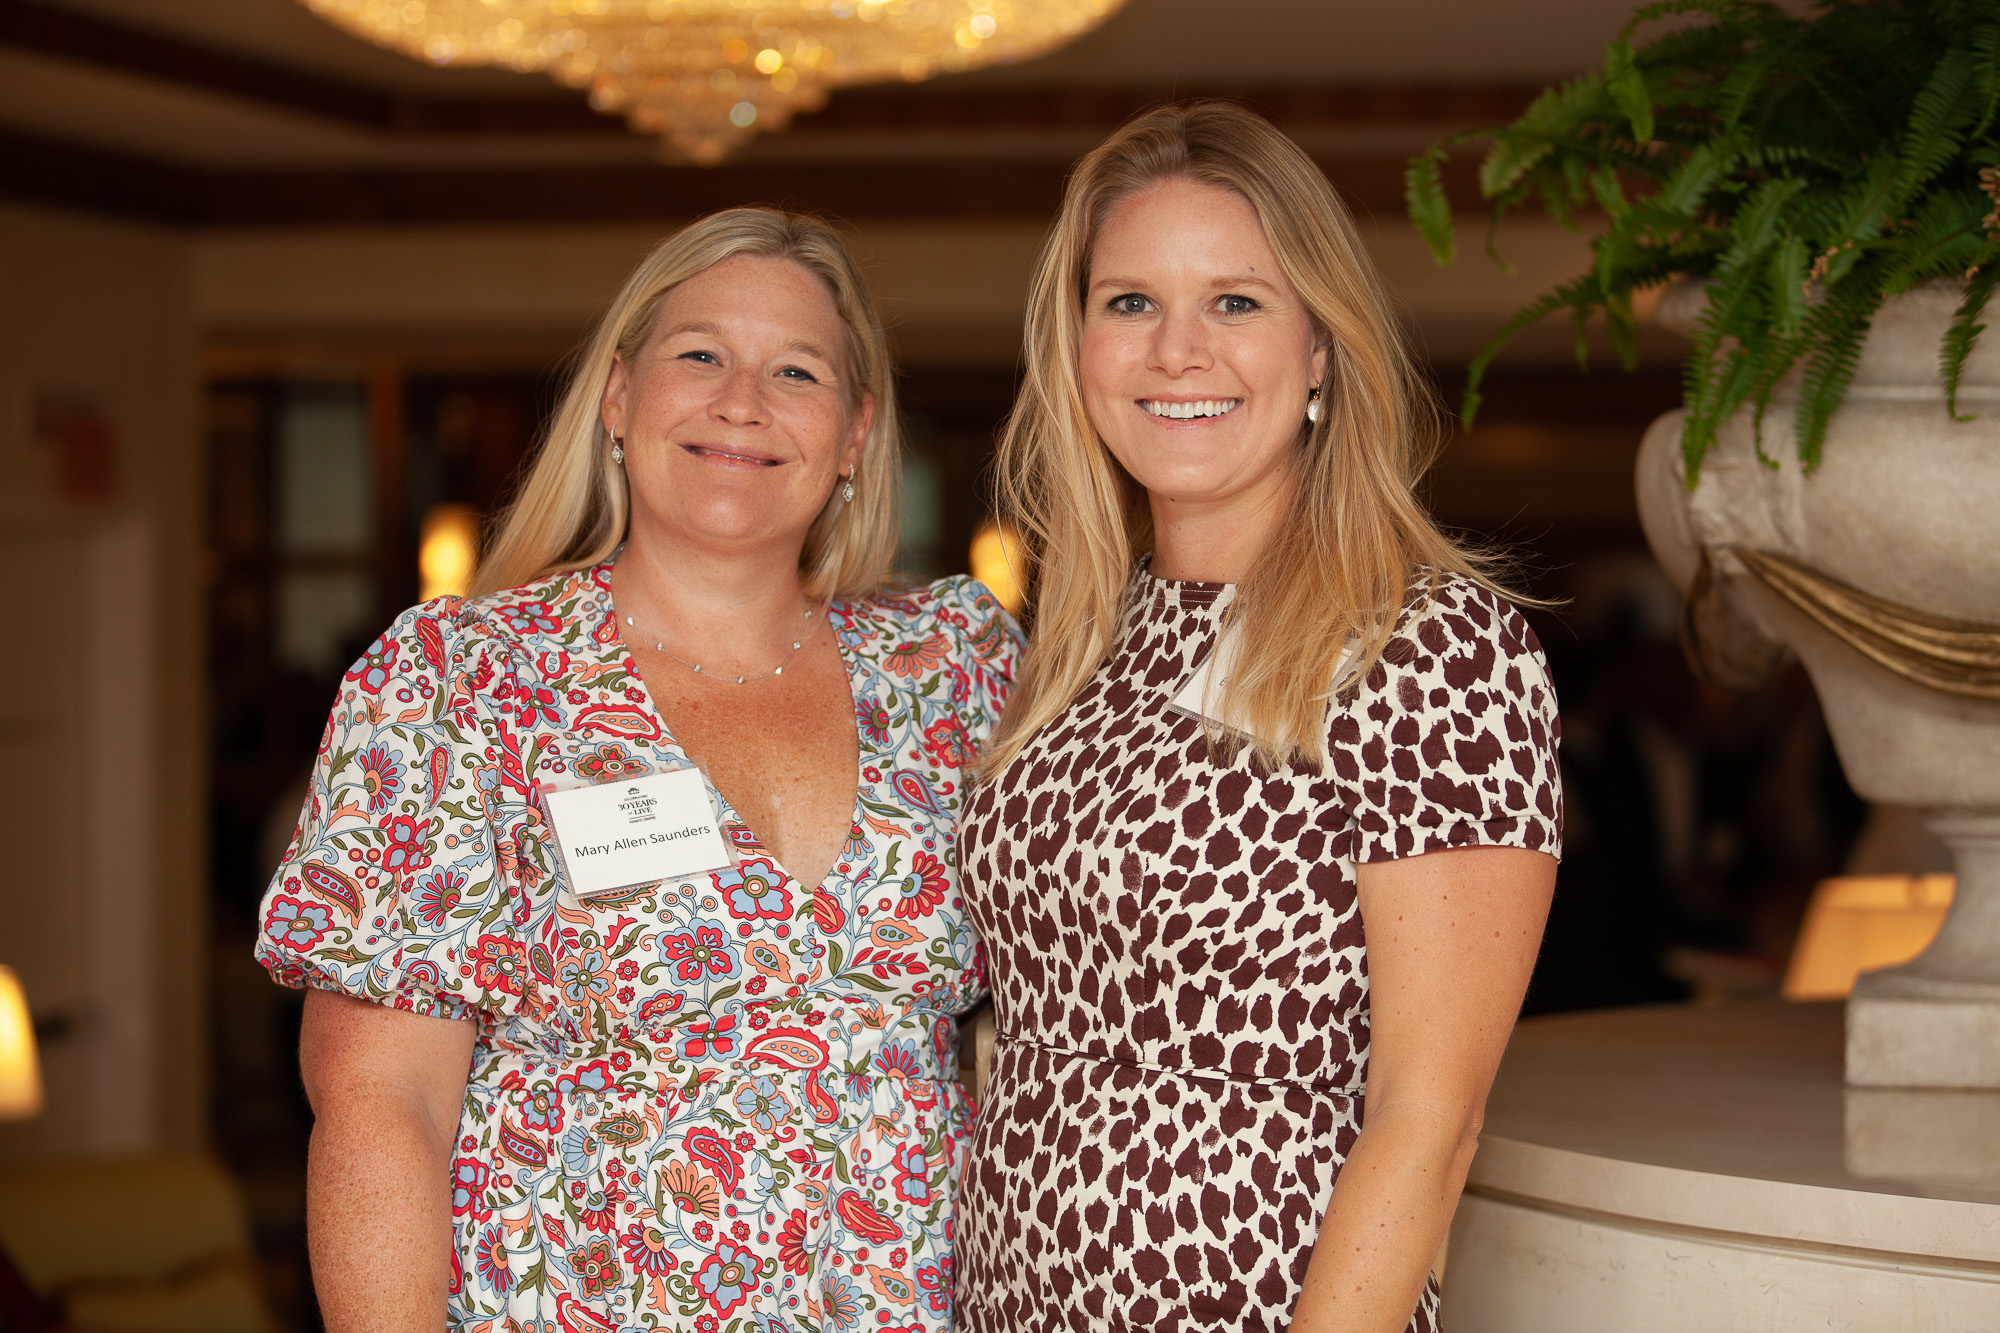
[0,1,1958,1329]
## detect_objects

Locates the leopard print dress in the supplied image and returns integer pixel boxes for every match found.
[955,566,1561,1333]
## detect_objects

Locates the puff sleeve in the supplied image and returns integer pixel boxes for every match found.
[1330,576,1563,864]
[255,600,532,1022]
[930,574,1024,749]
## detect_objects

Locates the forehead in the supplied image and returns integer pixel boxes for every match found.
[1088,179,1284,283]
[650,253,849,353]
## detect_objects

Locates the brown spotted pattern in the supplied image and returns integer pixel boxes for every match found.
[955,567,1561,1332]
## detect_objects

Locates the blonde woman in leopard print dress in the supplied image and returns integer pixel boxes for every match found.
[954,104,1562,1333]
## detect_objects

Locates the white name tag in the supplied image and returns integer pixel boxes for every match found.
[543,768,733,899]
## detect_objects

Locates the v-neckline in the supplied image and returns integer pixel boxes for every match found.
[603,595,872,897]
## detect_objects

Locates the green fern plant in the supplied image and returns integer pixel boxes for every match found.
[1407,0,2000,482]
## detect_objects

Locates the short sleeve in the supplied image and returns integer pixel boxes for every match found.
[929,575,1025,748]
[1329,577,1563,864]
[254,600,529,1022]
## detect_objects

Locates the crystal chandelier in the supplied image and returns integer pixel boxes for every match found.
[302,0,1129,164]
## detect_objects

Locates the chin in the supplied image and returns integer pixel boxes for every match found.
[1125,464,1246,503]
[654,496,796,546]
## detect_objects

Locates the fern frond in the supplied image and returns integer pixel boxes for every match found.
[1478,73,1612,197]
[1970,20,2000,136]
[1768,233,1810,337]
[1408,0,1996,479]
[1942,250,2000,419]
[1877,189,1986,293]
[1606,287,1642,370]
[1655,139,1740,218]
[1823,153,1903,283]
[1606,39,1657,143]
[1796,276,1887,468]
[1896,46,1977,197]
[1590,163,1630,217]
[1460,287,1574,427]
[1406,145,1457,264]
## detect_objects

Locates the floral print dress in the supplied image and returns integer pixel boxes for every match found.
[256,560,1020,1333]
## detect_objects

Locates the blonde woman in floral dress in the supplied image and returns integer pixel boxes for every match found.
[256,209,1019,1333]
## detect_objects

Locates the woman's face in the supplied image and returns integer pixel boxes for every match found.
[602,253,870,562]
[1080,178,1326,520]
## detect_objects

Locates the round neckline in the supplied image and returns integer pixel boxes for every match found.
[1136,555,1233,608]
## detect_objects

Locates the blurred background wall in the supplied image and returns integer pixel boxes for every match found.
[0,0,1895,1326]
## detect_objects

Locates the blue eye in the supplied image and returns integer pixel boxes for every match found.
[1108,294,1153,315]
[778,366,820,383]
[1218,294,1260,315]
[677,350,719,365]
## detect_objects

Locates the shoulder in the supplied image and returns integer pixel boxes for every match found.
[1389,570,1547,682]
[1333,570,1564,858]
[455,563,614,651]
[841,576,1018,651]
[1339,570,1555,724]
[348,564,611,690]
[838,578,1023,713]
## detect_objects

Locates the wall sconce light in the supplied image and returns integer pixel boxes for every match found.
[1782,874,1953,1000]
[0,966,44,1122]
[419,503,481,601]
[968,517,1026,616]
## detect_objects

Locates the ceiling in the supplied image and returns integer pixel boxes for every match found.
[0,0,1651,225]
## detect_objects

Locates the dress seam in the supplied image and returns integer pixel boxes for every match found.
[998,1032,1361,1098]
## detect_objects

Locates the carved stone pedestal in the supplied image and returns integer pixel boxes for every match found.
[1444,1003,2000,1331]
[1635,281,2000,1088]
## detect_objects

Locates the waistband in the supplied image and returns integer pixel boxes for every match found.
[997,1032,1359,1099]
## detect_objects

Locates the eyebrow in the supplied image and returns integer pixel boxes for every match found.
[1086,273,1284,295]
[657,321,835,364]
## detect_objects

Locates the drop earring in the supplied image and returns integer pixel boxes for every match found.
[1305,384,1324,424]
[841,466,855,504]
[610,430,624,465]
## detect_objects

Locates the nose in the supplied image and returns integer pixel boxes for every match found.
[1148,303,1213,377]
[708,361,769,426]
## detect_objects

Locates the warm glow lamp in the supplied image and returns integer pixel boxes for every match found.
[1782,874,1954,1000]
[968,516,1025,615]
[0,966,43,1122]
[420,503,481,601]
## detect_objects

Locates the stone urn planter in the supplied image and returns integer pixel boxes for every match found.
[1635,280,2000,1089]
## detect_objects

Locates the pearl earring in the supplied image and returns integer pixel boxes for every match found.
[1306,384,1323,424]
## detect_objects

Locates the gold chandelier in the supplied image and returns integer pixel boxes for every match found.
[303,0,1129,164]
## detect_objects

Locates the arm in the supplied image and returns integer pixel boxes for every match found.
[1290,844,1555,1333]
[300,988,477,1333]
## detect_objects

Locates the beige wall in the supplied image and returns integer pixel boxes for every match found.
[0,201,204,1159]
[193,214,1626,372]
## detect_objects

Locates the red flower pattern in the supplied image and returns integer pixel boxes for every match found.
[253,562,1020,1328]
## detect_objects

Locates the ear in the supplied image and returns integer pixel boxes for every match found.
[601,353,631,439]
[1309,332,1331,396]
[841,390,874,475]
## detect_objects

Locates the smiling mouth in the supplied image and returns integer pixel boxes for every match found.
[1139,398,1240,420]
[682,443,781,466]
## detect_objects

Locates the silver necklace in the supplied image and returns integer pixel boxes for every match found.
[621,603,819,684]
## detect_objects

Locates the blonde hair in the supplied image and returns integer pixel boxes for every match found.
[473,207,901,598]
[985,101,1508,775]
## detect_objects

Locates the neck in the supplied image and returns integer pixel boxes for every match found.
[1145,469,1294,585]
[610,526,818,668]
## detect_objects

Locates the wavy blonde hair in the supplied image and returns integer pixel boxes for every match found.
[985,101,1508,775]
[473,207,901,598]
